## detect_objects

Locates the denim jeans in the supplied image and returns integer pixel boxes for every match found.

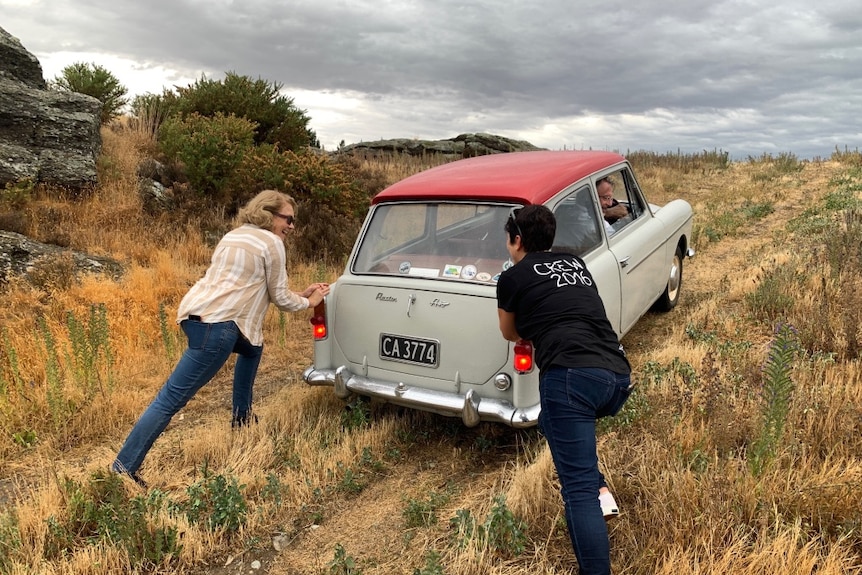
[538,366,631,575]
[113,319,263,475]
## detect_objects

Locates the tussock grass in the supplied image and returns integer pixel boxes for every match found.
[2,135,862,574]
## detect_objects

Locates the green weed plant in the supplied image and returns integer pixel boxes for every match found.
[413,550,445,575]
[403,490,451,529]
[749,323,799,476]
[41,470,181,567]
[177,465,248,533]
[158,301,179,363]
[328,542,363,575]
[450,494,528,556]
[65,303,114,398]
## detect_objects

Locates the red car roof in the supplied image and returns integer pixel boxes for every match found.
[371,150,626,206]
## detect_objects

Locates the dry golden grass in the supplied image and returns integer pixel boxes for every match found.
[1,133,861,574]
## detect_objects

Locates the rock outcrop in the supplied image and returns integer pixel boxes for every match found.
[0,230,123,286]
[0,26,102,190]
[339,132,544,158]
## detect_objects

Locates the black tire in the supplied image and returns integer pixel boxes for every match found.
[653,245,684,312]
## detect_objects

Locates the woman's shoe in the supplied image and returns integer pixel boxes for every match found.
[110,463,148,489]
[599,491,619,519]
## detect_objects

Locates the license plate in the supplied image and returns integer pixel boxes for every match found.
[379,333,440,367]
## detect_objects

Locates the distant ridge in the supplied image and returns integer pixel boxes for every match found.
[337,132,544,158]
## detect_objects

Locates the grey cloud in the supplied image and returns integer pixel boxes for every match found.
[2,0,859,157]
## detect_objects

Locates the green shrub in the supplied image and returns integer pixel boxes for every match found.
[1,178,34,210]
[43,471,181,567]
[745,266,798,325]
[481,494,528,555]
[52,62,128,124]
[176,466,248,533]
[449,494,527,556]
[158,112,256,202]
[340,397,370,430]
[173,72,318,151]
[226,145,370,264]
[747,152,804,182]
[403,490,450,529]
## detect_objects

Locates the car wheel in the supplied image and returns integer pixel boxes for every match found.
[653,245,683,312]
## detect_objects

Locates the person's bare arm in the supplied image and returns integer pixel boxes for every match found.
[498,309,520,342]
[603,203,629,220]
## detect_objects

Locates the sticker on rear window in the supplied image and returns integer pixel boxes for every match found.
[408,267,440,278]
[461,265,477,279]
[442,264,462,278]
[398,261,411,274]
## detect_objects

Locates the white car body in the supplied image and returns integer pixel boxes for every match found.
[304,151,694,427]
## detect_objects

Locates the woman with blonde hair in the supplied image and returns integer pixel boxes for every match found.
[112,190,329,486]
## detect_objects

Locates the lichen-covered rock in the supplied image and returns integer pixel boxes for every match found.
[0,230,123,286]
[0,26,102,190]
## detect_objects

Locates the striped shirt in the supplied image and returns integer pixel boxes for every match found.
[176,224,309,346]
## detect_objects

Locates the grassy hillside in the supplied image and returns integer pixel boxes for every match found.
[1,129,861,574]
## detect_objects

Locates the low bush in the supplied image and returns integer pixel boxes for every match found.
[52,62,128,125]
[158,112,257,204]
[173,72,318,151]
[43,471,181,567]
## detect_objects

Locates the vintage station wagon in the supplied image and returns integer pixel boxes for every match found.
[303,151,694,427]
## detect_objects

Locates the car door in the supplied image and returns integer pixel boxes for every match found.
[600,166,668,335]
[551,185,623,335]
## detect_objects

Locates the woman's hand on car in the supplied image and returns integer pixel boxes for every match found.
[304,283,331,306]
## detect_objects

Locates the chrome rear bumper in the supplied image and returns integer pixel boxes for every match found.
[303,365,539,428]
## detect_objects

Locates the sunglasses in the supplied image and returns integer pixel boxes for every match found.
[508,207,522,237]
[273,213,296,226]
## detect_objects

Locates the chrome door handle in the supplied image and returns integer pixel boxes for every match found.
[618,256,630,268]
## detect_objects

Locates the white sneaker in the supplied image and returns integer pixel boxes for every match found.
[599,491,619,519]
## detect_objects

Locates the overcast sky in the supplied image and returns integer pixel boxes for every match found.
[2,0,860,158]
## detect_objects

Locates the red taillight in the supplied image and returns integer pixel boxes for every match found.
[513,340,534,373]
[310,302,327,340]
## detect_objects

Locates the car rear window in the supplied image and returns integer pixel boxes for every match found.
[351,202,514,281]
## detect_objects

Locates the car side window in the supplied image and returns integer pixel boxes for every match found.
[620,168,647,220]
[552,186,602,256]
[603,168,648,234]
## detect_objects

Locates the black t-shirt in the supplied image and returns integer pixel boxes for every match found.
[496,251,631,374]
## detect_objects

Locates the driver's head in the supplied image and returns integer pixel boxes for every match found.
[597,178,615,208]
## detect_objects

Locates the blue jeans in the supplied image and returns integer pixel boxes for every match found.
[113,319,263,475]
[538,367,631,575]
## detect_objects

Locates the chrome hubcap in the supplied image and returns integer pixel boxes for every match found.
[667,254,681,301]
